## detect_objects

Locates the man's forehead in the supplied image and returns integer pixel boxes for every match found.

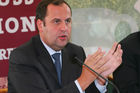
[47,3,71,15]
[45,3,71,20]
[47,3,70,9]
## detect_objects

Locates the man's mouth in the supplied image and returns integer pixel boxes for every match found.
[59,35,67,40]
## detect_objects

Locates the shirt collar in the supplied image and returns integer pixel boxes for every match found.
[41,39,61,56]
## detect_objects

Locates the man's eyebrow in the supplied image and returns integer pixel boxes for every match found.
[51,18,61,21]
[67,17,71,19]
[50,17,71,22]
[65,17,72,21]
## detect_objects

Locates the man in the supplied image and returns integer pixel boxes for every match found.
[8,0,122,93]
[113,31,140,93]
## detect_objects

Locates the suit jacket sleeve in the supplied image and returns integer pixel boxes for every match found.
[113,36,140,93]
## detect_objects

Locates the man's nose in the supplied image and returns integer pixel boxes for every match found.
[60,22,67,31]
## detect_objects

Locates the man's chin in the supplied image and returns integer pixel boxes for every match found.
[58,42,68,48]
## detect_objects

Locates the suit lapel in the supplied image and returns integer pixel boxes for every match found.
[38,51,58,81]
[32,35,58,83]
[61,48,71,85]
[61,47,80,86]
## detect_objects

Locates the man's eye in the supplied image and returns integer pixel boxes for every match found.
[65,19,71,23]
[54,19,60,24]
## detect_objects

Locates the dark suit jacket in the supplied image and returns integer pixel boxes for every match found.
[113,31,140,93]
[8,35,100,93]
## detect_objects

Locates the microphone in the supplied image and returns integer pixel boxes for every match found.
[74,56,120,93]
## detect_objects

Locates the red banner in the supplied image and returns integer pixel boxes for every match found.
[0,0,41,77]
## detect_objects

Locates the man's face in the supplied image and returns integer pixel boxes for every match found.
[38,3,72,51]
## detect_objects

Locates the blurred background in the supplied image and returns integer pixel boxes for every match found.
[68,0,140,55]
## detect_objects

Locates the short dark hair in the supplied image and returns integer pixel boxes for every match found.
[36,0,72,21]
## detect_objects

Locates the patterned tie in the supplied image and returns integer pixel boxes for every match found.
[52,53,61,85]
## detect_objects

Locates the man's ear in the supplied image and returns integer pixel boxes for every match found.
[36,19,44,33]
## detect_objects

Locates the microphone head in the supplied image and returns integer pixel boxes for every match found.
[70,54,77,64]
[74,56,84,65]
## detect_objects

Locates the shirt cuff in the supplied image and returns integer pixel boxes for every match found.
[94,79,108,93]
[75,80,85,93]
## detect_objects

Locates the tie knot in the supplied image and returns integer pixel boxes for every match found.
[52,53,60,61]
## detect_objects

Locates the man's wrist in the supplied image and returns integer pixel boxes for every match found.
[75,80,85,93]
[94,79,108,93]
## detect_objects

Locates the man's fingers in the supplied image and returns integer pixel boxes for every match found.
[90,48,102,58]
[91,51,105,66]
[85,48,104,64]
[113,44,123,61]
[108,42,118,54]
[84,48,106,74]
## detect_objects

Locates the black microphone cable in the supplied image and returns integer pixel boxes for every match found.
[74,56,120,93]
